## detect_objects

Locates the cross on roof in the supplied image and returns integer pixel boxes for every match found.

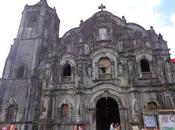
[98,4,106,11]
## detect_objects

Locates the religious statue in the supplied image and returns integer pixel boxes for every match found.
[87,65,92,76]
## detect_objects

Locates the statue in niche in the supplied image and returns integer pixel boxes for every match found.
[132,94,140,122]
[87,65,92,76]
[98,28,108,40]
[118,62,128,85]
[78,63,83,77]
[133,99,139,114]
[45,68,49,78]
[41,97,49,119]
[43,64,53,87]
[128,60,134,83]
[44,64,51,80]
[84,44,89,54]
[118,62,126,75]
[118,41,124,52]
[77,62,84,87]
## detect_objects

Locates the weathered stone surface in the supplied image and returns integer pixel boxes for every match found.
[0,0,175,130]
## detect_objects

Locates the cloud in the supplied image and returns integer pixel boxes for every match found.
[159,12,175,57]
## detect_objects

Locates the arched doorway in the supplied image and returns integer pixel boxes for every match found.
[96,97,120,130]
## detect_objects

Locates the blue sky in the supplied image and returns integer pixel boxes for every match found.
[0,0,175,77]
[158,0,175,14]
[156,0,175,26]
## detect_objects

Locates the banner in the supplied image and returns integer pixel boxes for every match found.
[158,114,175,130]
[132,126,139,130]
[143,115,157,128]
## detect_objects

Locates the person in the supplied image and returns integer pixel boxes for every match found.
[72,124,85,130]
[110,122,115,130]
[114,123,121,130]
[10,124,16,130]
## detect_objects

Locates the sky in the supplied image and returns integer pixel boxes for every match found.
[0,0,175,77]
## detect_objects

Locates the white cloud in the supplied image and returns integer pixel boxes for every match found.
[159,12,175,57]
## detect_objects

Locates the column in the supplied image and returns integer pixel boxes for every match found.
[119,107,130,130]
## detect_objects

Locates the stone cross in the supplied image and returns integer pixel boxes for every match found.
[98,4,106,11]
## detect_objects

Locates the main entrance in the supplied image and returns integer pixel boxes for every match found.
[96,97,120,130]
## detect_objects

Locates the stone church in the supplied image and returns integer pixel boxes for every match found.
[0,0,175,130]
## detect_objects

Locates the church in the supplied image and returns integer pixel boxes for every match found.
[0,0,175,130]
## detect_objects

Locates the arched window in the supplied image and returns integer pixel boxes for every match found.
[16,66,25,78]
[98,57,112,79]
[62,64,72,82]
[147,101,157,111]
[141,59,150,72]
[61,104,69,120]
[5,105,17,122]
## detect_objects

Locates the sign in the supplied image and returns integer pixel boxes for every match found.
[158,114,175,130]
[143,115,157,128]
[132,126,139,130]
[1,127,8,130]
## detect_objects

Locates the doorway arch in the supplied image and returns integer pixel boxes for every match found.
[96,97,120,130]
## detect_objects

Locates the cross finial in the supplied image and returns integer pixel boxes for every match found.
[98,4,106,11]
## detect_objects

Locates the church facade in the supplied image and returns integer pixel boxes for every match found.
[0,0,175,130]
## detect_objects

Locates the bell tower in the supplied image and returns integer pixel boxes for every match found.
[2,0,60,78]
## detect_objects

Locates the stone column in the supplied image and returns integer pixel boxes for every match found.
[119,107,130,130]
[94,62,98,80]
[165,62,173,83]
[88,108,96,130]
[111,61,115,78]
[132,93,141,123]
[137,62,142,78]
